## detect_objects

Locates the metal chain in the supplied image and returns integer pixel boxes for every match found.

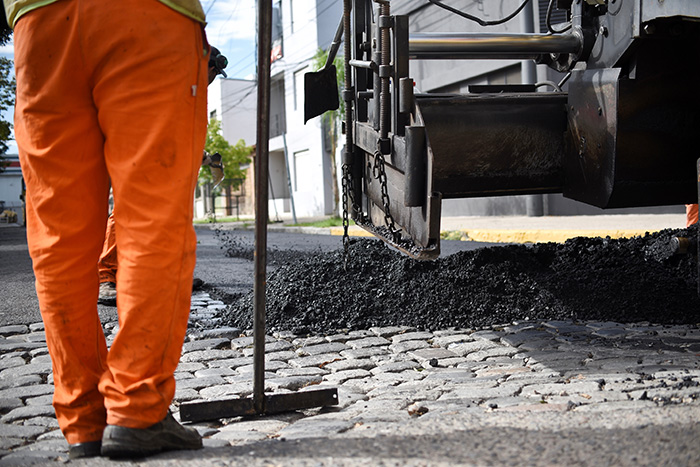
[341,163,351,267]
[373,150,401,243]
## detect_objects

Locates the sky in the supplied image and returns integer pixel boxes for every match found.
[0,0,256,154]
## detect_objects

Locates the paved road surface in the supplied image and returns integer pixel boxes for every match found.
[0,223,698,466]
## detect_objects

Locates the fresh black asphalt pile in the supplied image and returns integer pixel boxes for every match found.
[220,225,700,334]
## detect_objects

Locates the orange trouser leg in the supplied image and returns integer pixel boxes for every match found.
[14,0,207,442]
[686,204,698,227]
[98,213,117,284]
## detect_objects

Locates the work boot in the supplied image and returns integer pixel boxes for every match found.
[192,277,204,291]
[68,441,102,459]
[98,282,117,306]
[101,411,202,458]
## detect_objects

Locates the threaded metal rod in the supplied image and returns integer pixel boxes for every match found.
[409,32,582,59]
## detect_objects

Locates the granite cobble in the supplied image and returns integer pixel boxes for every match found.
[0,291,699,463]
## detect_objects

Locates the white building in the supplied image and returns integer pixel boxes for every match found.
[0,154,24,225]
[207,0,682,220]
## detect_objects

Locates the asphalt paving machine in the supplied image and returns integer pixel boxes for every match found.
[306,0,700,260]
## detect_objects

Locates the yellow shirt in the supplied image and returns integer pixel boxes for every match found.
[3,0,206,28]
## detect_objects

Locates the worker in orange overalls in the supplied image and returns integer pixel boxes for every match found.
[8,0,209,459]
[98,50,227,306]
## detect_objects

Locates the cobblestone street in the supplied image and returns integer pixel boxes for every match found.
[1,291,699,465]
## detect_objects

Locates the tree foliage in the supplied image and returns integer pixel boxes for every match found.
[199,119,252,191]
[0,28,15,172]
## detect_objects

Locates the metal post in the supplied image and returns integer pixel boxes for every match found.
[253,0,272,415]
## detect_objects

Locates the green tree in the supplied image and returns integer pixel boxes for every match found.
[311,48,344,216]
[0,27,15,172]
[199,119,252,216]
[200,119,252,188]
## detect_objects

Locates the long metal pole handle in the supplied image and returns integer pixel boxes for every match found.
[253,0,272,415]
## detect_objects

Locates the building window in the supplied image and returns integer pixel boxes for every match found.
[293,149,310,191]
[293,66,308,111]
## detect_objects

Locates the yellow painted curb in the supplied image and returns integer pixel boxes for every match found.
[329,226,376,237]
[330,226,658,244]
[458,229,655,244]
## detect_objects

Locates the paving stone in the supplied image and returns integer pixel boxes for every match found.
[586,321,626,331]
[28,323,44,333]
[207,357,254,369]
[340,347,389,359]
[470,330,505,341]
[189,327,242,340]
[174,388,201,402]
[437,357,471,367]
[0,341,49,353]
[0,356,26,372]
[2,404,56,423]
[182,338,231,353]
[389,340,430,353]
[0,398,23,413]
[296,342,349,356]
[25,395,53,407]
[175,375,226,390]
[0,384,54,401]
[277,419,355,440]
[23,416,59,428]
[520,381,602,398]
[324,358,376,373]
[264,340,294,353]
[194,367,237,378]
[230,335,276,349]
[265,375,323,391]
[0,436,24,452]
[276,367,328,377]
[29,354,51,365]
[176,362,206,373]
[447,339,499,356]
[0,422,47,439]
[372,370,426,385]
[345,337,391,349]
[409,347,459,363]
[369,326,414,338]
[592,328,629,338]
[422,368,475,384]
[323,369,372,385]
[431,334,474,348]
[0,375,44,391]
[391,331,433,343]
[36,429,63,441]
[289,353,343,369]
[500,330,554,348]
[199,384,253,399]
[236,361,290,374]
[292,336,327,347]
[211,419,289,442]
[0,362,52,380]
[180,349,241,363]
[371,361,421,375]
[0,325,29,336]
[439,382,523,401]
[464,346,519,362]
[572,400,658,412]
[265,351,297,361]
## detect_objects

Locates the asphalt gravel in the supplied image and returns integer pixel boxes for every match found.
[221,224,700,334]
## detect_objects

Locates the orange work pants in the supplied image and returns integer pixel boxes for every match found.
[98,212,118,284]
[686,204,698,227]
[14,0,208,444]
